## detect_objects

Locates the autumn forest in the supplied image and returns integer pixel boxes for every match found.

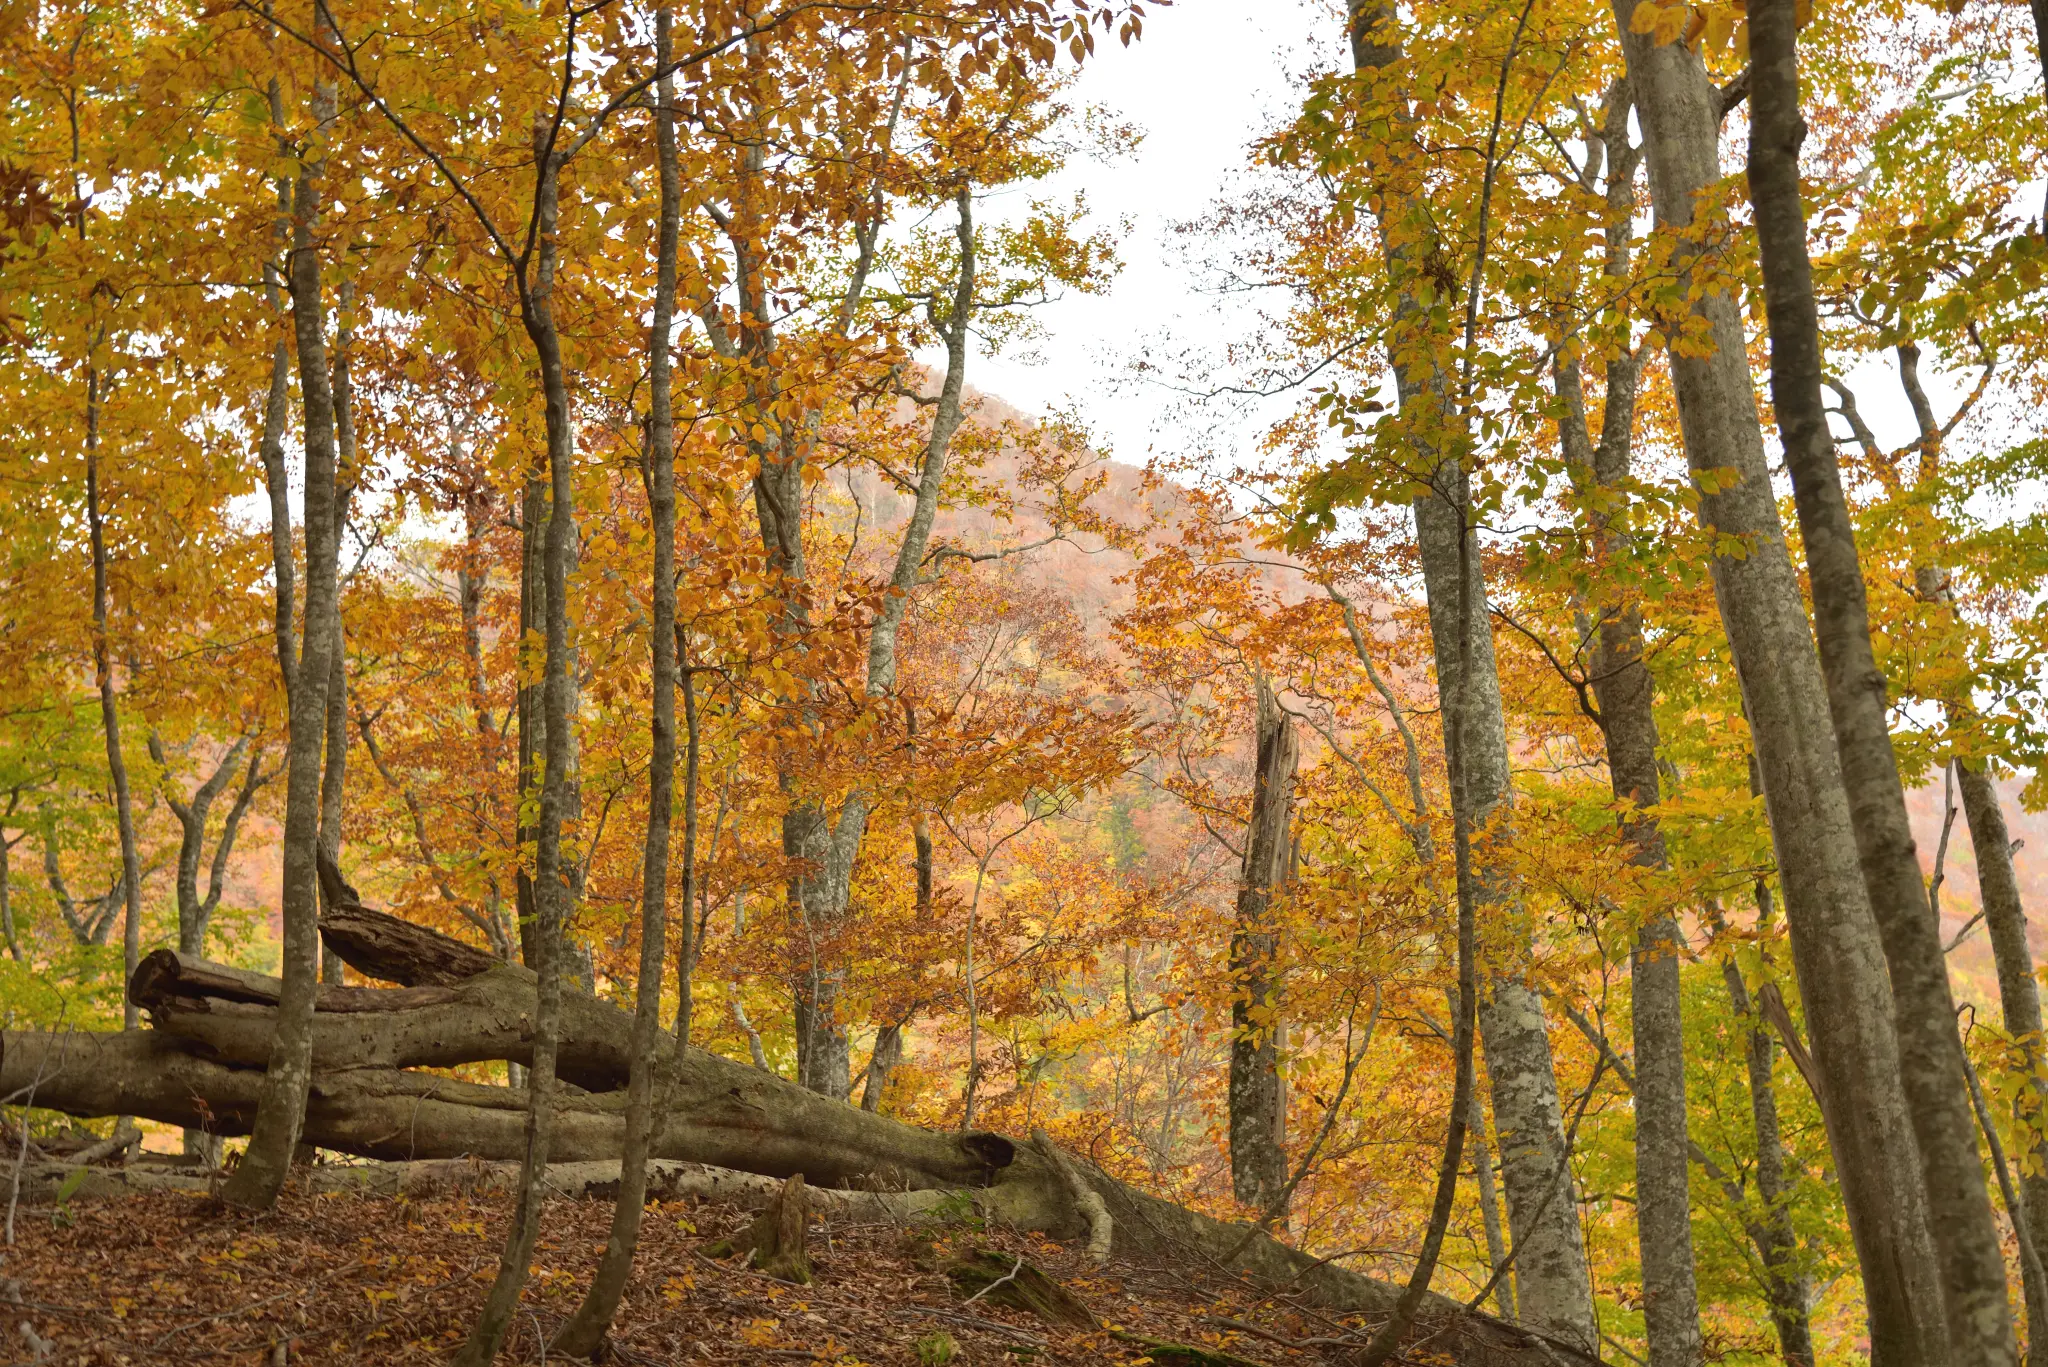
[1,0,2045,1362]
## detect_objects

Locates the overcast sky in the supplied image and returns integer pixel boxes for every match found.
[954,0,1978,473]
[963,0,1336,470]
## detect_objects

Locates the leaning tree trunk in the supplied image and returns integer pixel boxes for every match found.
[223,64,345,1212]
[1346,1,1597,1346]
[1609,7,1952,1361]
[1229,673,1296,1217]
[1748,1,2014,1358]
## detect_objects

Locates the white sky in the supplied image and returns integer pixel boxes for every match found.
[963,0,1337,468]
[953,0,1985,470]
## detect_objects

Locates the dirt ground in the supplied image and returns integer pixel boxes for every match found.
[0,1177,1368,1365]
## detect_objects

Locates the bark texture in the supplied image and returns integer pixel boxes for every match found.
[1346,4,1596,1346]
[1719,892,1815,1366]
[453,125,578,1367]
[224,66,345,1210]
[84,371,143,1034]
[1229,674,1296,1216]
[1958,759,2048,1352]
[555,32,683,1350]
[1748,1,2013,1357]
[1610,7,1950,1359]
[1551,82,1701,1367]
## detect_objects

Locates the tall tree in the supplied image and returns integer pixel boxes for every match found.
[1340,2,1598,1344]
[552,6,683,1351]
[1551,80,1702,1367]
[222,33,347,1210]
[1610,4,1950,1356]
[1747,0,2014,1355]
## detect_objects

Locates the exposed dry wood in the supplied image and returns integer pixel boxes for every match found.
[318,900,499,987]
[948,1249,1100,1329]
[705,1172,814,1283]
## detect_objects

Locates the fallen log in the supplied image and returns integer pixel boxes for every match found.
[5,904,1599,1365]
[4,1155,969,1215]
[0,1029,1004,1191]
[1,1028,1589,1366]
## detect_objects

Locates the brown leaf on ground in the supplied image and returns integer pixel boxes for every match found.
[0,1180,1368,1364]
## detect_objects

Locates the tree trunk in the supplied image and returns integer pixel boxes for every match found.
[1467,1092,1516,1321]
[1229,673,1295,1217]
[1748,1,2014,1357]
[1346,3,1597,1346]
[514,472,547,970]
[319,280,356,988]
[863,1023,904,1114]
[223,65,344,1210]
[555,26,683,1352]
[1609,8,1952,1360]
[84,366,144,1034]
[1719,888,1815,1367]
[453,130,577,1367]
[1551,83,1702,1367]
[1957,758,2048,1352]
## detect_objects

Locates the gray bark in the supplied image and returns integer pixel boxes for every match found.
[1609,7,1952,1359]
[1748,1,2014,1356]
[319,278,355,987]
[452,124,577,1367]
[222,62,344,1209]
[1957,758,2048,1350]
[1467,1093,1516,1321]
[1229,674,1295,1216]
[146,732,257,957]
[1551,85,1701,1367]
[1719,889,1815,1367]
[555,27,683,1352]
[84,366,144,1033]
[1346,2,1597,1346]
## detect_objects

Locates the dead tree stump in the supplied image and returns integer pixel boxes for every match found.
[704,1172,813,1284]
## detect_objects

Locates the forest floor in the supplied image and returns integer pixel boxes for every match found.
[0,1176,1356,1366]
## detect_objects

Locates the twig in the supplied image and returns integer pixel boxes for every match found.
[960,1254,1026,1306]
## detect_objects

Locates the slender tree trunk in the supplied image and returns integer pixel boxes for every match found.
[1956,758,2048,1352]
[1748,3,2014,1357]
[515,472,547,970]
[453,134,576,1366]
[1467,1092,1515,1321]
[676,665,700,1045]
[1610,9,1952,1359]
[84,367,144,1032]
[1552,84,1701,1367]
[790,188,975,1099]
[223,64,344,1208]
[0,835,18,961]
[148,732,253,958]
[318,279,355,987]
[1229,674,1295,1216]
[1347,4,1597,1344]
[553,30,682,1352]
[1718,888,1815,1366]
